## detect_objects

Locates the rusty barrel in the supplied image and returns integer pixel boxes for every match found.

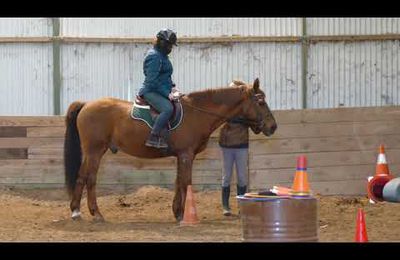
[237,196,318,242]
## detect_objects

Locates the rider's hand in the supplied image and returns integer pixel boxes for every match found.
[169,87,182,101]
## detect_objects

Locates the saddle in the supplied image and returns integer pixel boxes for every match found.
[131,95,183,131]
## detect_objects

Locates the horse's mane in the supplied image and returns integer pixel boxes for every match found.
[186,85,248,106]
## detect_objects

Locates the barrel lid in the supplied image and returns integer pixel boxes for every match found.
[236,195,290,201]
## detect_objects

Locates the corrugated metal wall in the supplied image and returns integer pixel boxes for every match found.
[60,43,140,110]
[172,42,302,110]
[307,18,400,35]
[60,42,302,114]
[1,18,400,115]
[0,18,52,37]
[0,43,53,115]
[60,18,302,37]
[308,40,400,108]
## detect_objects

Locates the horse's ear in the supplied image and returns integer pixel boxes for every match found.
[253,78,260,92]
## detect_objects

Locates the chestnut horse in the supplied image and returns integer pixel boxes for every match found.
[64,78,277,222]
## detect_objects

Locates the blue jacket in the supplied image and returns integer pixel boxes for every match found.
[138,47,174,98]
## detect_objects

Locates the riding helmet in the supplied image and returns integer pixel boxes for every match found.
[156,29,178,46]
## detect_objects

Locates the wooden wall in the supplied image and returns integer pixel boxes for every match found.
[1,106,400,195]
[249,106,400,195]
[0,116,223,191]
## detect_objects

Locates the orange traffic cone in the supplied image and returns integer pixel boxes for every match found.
[375,144,390,176]
[180,185,199,226]
[355,208,368,242]
[291,155,311,196]
[367,144,394,203]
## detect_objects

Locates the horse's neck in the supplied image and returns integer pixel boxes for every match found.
[186,88,245,133]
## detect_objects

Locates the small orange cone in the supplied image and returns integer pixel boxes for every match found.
[375,144,390,176]
[180,185,199,226]
[291,155,311,196]
[355,208,368,242]
[367,144,394,203]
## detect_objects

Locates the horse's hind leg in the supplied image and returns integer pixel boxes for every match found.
[70,149,106,221]
[70,159,90,220]
[86,150,106,222]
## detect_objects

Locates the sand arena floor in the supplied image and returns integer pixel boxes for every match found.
[0,185,399,242]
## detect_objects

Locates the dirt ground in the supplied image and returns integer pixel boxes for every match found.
[0,185,399,242]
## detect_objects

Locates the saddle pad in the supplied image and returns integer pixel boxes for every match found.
[130,101,183,131]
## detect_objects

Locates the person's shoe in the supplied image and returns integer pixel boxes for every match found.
[237,185,247,196]
[223,208,232,216]
[145,133,168,148]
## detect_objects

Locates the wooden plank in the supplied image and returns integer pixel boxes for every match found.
[27,127,65,137]
[250,134,400,155]
[0,127,26,137]
[99,158,221,171]
[0,158,62,167]
[271,106,400,124]
[250,180,368,196]
[0,148,27,159]
[0,116,64,127]
[28,147,63,159]
[249,149,400,169]
[308,34,400,43]
[0,37,52,43]
[61,36,301,44]
[249,164,400,184]
[0,106,398,129]
[0,167,221,186]
[97,169,221,185]
[0,137,64,148]
[27,146,223,160]
[250,120,400,140]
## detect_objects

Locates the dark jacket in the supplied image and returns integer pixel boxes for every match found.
[218,117,250,149]
[138,46,174,98]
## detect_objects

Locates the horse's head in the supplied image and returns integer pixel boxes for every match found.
[235,78,277,136]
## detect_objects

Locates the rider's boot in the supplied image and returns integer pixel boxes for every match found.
[145,132,168,149]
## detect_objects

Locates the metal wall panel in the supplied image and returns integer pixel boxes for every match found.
[60,43,147,114]
[0,18,52,37]
[171,42,302,110]
[60,18,302,37]
[0,43,53,115]
[307,40,400,108]
[307,18,400,36]
[60,42,303,113]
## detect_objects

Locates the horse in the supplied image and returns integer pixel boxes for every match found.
[63,78,277,222]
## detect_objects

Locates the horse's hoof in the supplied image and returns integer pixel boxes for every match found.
[93,215,105,223]
[72,215,82,221]
[71,210,82,220]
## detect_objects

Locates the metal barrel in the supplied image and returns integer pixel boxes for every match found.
[237,196,318,242]
[383,177,400,203]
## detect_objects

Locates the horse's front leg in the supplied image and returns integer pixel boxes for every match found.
[173,151,194,222]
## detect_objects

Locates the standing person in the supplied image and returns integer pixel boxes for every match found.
[218,80,258,216]
[137,28,179,149]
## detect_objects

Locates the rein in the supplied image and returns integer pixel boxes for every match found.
[179,96,263,127]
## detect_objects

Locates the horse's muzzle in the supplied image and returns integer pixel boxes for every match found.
[264,122,277,136]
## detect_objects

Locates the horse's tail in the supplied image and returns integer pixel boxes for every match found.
[64,101,86,198]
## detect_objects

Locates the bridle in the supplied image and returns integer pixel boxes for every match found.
[179,92,266,129]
